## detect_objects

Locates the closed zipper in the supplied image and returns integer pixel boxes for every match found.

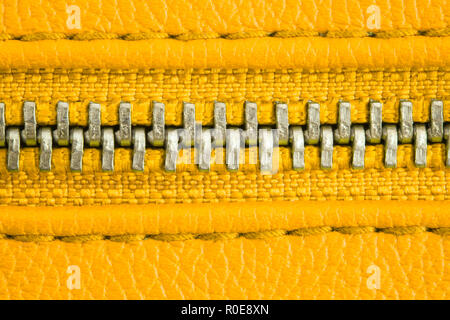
[0,99,447,173]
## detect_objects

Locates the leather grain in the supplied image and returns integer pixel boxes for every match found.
[0,0,448,35]
[0,201,448,299]
[1,233,448,299]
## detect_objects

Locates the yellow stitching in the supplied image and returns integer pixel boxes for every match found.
[430,227,450,236]
[59,235,106,242]
[108,234,146,242]
[242,229,287,239]
[0,29,449,41]
[2,227,448,242]
[150,233,197,241]
[381,226,428,235]
[334,226,376,234]
[289,226,333,236]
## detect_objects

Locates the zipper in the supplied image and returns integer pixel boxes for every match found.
[0,99,447,173]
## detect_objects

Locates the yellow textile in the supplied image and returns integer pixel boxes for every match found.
[0,68,448,126]
[0,145,448,206]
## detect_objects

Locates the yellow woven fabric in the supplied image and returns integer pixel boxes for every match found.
[0,144,448,206]
[0,68,448,126]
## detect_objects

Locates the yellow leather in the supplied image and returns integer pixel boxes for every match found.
[2,232,448,299]
[0,37,447,69]
[0,0,448,35]
[0,201,448,299]
[0,0,449,300]
[1,201,449,234]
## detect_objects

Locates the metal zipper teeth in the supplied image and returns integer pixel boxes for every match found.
[0,99,447,172]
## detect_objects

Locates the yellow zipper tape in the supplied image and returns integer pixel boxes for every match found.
[0,144,448,205]
[0,68,448,126]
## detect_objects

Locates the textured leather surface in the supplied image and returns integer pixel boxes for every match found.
[0,201,448,299]
[0,0,448,35]
[1,233,448,299]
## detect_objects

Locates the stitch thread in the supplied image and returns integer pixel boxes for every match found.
[1,227,448,242]
[0,29,449,42]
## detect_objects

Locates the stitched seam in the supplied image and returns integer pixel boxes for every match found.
[2,227,449,242]
[1,29,450,41]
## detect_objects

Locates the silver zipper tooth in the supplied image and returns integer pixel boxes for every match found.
[165,129,179,172]
[85,102,101,147]
[6,128,20,171]
[244,101,258,146]
[0,100,447,172]
[132,128,146,171]
[259,128,274,174]
[290,126,305,170]
[414,124,427,168]
[101,128,114,171]
[275,102,289,146]
[444,124,450,167]
[115,102,132,147]
[320,126,333,169]
[53,101,70,146]
[0,103,5,146]
[304,101,320,144]
[212,101,226,147]
[351,125,365,169]
[21,101,37,146]
[148,101,165,147]
[180,102,196,148]
[199,129,212,171]
[366,100,383,143]
[398,100,413,143]
[428,100,444,142]
[38,127,52,171]
[194,122,203,165]
[383,124,398,168]
[334,101,351,144]
[70,128,84,172]
[226,128,241,171]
